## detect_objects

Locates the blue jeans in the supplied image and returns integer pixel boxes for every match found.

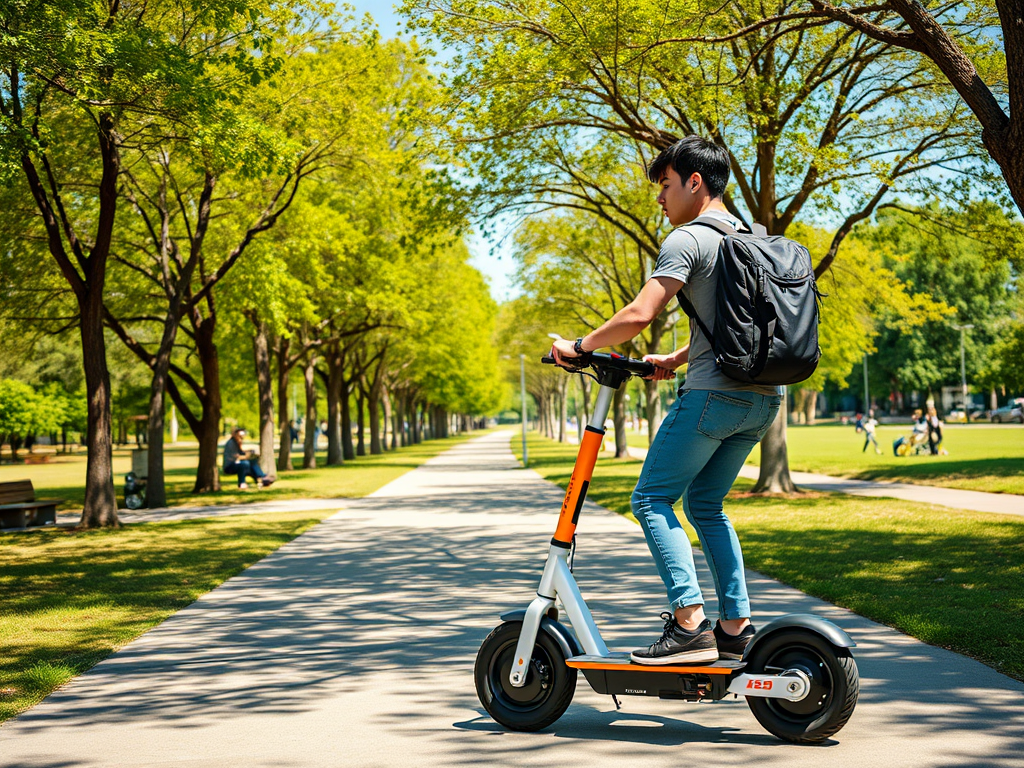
[631,389,781,620]
[225,459,265,488]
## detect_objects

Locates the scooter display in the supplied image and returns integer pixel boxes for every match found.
[475,351,859,743]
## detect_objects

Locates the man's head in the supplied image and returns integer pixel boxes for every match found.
[233,428,247,445]
[648,136,730,226]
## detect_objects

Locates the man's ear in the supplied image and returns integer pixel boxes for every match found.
[689,172,702,193]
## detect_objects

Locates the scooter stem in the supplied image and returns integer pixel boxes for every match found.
[550,384,615,547]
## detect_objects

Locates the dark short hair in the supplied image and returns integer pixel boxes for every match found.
[647,136,730,199]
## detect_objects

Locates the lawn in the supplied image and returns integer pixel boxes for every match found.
[626,422,1024,495]
[0,432,484,514]
[749,424,1024,495]
[516,432,1024,683]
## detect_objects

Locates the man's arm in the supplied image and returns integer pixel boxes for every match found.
[551,276,682,365]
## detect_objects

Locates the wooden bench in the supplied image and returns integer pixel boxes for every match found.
[0,480,63,529]
[23,453,53,465]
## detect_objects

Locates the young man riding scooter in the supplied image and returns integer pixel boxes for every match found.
[549,136,782,666]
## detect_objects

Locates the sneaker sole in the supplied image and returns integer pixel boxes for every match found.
[716,650,743,660]
[629,648,720,665]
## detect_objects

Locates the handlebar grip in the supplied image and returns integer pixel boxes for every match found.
[541,356,556,364]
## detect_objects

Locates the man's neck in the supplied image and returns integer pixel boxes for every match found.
[698,198,729,216]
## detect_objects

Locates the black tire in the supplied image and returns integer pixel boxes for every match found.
[125,493,144,510]
[474,621,576,731]
[744,629,859,744]
[993,415,1002,423]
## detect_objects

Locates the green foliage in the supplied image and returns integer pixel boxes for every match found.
[0,378,69,442]
[853,202,1023,394]
[793,221,952,391]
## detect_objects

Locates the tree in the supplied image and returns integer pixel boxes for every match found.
[0,0,306,525]
[752,0,1020,214]
[853,201,1023,405]
[104,30,382,498]
[404,0,995,491]
[511,161,681,449]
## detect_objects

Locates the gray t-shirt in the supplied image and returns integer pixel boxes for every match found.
[650,210,782,396]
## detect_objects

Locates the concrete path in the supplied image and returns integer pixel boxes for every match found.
[626,445,1024,517]
[2,431,1022,767]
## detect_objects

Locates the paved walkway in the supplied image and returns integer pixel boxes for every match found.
[625,445,1024,517]
[2,431,1022,767]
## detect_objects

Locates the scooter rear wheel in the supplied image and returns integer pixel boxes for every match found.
[744,629,859,744]
[474,621,576,731]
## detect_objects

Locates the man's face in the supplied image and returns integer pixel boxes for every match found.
[656,166,701,227]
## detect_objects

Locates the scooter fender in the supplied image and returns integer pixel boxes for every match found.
[500,610,582,661]
[742,613,856,660]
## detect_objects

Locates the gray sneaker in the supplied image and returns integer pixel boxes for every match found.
[630,613,718,665]
[714,620,756,659]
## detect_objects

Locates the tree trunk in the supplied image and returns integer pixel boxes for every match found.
[325,345,344,465]
[368,389,382,455]
[382,389,393,451]
[356,390,366,456]
[276,339,292,473]
[412,401,423,444]
[341,375,355,460]
[752,392,798,493]
[643,378,663,446]
[79,294,120,526]
[252,318,276,476]
[143,322,176,509]
[192,320,222,493]
[303,355,317,469]
[613,386,628,458]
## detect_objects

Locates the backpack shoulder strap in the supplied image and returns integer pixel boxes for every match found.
[688,215,738,237]
[676,289,716,350]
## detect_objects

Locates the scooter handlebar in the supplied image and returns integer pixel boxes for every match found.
[541,351,655,379]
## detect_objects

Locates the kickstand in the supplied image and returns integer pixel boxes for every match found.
[611,694,622,711]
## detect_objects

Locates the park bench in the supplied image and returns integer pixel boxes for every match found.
[23,454,52,465]
[0,480,62,529]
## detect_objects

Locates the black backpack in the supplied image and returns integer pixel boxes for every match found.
[676,216,822,386]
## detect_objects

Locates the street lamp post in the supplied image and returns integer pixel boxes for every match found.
[952,323,974,421]
[519,353,528,467]
[863,352,870,415]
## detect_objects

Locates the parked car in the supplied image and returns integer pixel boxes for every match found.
[990,400,1024,424]
[948,407,988,423]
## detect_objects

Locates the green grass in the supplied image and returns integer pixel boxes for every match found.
[748,424,1024,495]
[626,422,1024,494]
[0,432,483,513]
[0,510,333,722]
[517,432,1024,682]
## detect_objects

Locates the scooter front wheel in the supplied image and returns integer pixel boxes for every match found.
[744,629,859,744]
[474,621,576,731]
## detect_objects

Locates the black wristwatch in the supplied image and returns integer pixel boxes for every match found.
[573,337,587,355]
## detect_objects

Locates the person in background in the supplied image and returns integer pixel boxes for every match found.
[861,410,882,454]
[223,428,275,490]
[926,406,944,455]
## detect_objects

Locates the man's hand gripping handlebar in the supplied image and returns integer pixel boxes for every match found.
[541,350,656,380]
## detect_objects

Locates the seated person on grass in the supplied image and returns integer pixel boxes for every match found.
[223,428,275,490]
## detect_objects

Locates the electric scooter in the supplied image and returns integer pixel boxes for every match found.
[475,351,859,743]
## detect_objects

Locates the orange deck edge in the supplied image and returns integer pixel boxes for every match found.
[565,660,734,675]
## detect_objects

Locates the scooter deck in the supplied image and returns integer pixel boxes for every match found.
[566,651,744,675]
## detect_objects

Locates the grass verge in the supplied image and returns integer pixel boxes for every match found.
[517,432,1024,682]
[0,510,333,723]
[628,423,1024,494]
[0,431,485,513]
